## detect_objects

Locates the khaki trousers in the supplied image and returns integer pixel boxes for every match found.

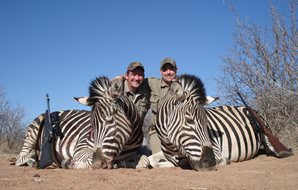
[148,129,161,154]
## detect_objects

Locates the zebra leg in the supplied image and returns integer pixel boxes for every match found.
[136,155,151,169]
[63,148,93,169]
[136,151,174,168]
[15,130,41,167]
[148,130,162,154]
[15,149,38,167]
[15,115,45,167]
[149,151,174,168]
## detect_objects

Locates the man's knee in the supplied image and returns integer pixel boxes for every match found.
[148,130,161,154]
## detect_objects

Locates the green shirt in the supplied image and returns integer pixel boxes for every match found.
[146,77,172,115]
[136,77,173,127]
[123,80,150,121]
[121,77,173,125]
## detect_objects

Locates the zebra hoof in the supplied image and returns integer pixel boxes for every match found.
[27,158,37,167]
[15,157,25,167]
[136,155,151,169]
[113,162,119,169]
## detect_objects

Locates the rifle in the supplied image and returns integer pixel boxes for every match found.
[237,92,293,158]
[38,94,54,169]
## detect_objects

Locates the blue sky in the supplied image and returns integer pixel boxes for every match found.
[0,0,290,124]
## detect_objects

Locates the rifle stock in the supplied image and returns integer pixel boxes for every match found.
[237,92,292,157]
[246,106,290,153]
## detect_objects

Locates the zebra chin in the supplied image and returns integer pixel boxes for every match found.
[189,146,217,171]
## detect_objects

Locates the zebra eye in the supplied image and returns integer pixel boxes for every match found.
[109,105,117,114]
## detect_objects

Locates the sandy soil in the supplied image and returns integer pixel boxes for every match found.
[1,153,297,190]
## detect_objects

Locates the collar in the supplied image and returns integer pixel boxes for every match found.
[124,80,133,94]
[160,78,171,88]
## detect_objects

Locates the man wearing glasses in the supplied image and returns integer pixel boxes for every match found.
[146,57,178,154]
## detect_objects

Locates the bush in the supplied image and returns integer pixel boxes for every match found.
[218,1,298,149]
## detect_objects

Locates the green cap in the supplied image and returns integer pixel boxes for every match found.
[160,57,177,69]
[127,61,144,71]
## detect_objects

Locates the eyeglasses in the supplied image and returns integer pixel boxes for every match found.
[161,65,176,72]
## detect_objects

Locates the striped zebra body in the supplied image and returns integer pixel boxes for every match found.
[156,74,216,171]
[206,105,262,163]
[154,74,278,171]
[15,110,94,169]
[16,76,143,169]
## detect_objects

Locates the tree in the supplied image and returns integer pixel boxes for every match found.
[218,1,298,147]
[0,88,25,153]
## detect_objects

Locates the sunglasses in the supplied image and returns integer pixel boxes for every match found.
[161,65,176,72]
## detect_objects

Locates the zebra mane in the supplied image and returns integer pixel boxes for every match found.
[89,76,111,100]
[178,74,207,104]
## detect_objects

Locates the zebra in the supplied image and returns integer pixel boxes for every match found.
[15,109,94,169]
[154,74,217,171]
[75,76,143,169]
[15,76,143,169]
[139,74,292,171]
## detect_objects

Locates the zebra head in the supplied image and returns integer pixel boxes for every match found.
[177,74,207,105]
[74,76,134,169]
[178,74,216,171]
[159,74,216,171]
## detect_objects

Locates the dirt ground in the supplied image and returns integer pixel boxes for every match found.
[0,152,297,190]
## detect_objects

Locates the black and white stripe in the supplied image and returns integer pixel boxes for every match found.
[84,76,143,169]
[16,76,143,169]
[155,74,277,171]
[15,110,94,169]
[206,105,262,163]
[156,74,216,171]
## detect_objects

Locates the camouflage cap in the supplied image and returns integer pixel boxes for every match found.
[127,61,144,72]
[160,57,177,69]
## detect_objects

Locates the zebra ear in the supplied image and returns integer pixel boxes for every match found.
[109,77,124,98]
[170,81,186,102]
[73,96,92,106]
[204,96,219,105]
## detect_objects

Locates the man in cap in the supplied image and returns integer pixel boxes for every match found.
[124,61,150,121]
[146,57,178,154]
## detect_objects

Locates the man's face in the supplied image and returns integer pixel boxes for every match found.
[160,63,177,83]
[125,67,145,91]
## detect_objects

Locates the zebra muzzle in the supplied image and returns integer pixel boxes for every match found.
[92,148,115,169]
[198,146,216,170]
[189,146,216,171]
